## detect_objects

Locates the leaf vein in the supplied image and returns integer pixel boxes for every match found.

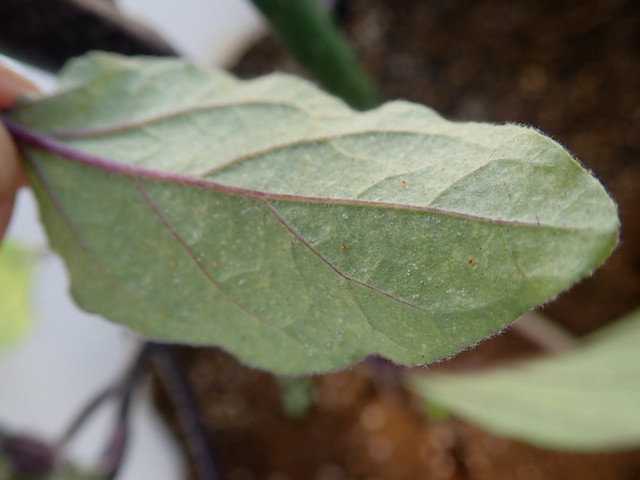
[199,130,486,178]
[261,199,424,311]
[4,119,595,230]
[132,180,300,341]
[26,155,178,327]
[345,283,409,352]
[50,100,318,138]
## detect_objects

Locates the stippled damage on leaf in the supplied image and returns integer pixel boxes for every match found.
[5,53,619,374]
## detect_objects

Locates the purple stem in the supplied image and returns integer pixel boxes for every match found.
[57,386,119,447]
[99,343,153,479]
[149,343,223,480]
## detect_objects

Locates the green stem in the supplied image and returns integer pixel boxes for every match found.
[512,312,577,353]
[250,0,380,110]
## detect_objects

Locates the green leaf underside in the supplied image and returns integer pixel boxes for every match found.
[7,53,618,374]
[408,310,640,451]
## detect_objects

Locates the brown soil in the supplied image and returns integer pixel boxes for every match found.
[156,1,640,479]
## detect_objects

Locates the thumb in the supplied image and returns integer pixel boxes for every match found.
[0,62,38,107]
[0,61,38,239]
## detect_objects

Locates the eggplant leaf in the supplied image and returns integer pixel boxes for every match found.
[408,310,640,451]
[4,53,618,374]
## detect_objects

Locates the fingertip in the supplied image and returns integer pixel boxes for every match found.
[0,187,17,241]
[0,61,39,108]
[0,120,24,194]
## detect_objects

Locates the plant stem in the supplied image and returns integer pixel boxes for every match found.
[149,344,223,480]
[99,343,153,479]
[249,0,380,110]
[53,342,153,478]
[47,340,221,480]
[57,386,118,447]
[511,311,577,353]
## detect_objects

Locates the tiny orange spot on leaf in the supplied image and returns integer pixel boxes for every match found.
[342,244,349,249]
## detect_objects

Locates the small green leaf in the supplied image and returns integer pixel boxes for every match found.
[5,53,619,374]
[408,310,640,451]
[424,400,451,422]
[0,242,35,349]
[276,377,315,419]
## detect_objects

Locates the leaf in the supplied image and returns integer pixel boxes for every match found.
[407,310,640,451]
[4,52,619,374]
[276,376,315,418]
[0,242,35,349]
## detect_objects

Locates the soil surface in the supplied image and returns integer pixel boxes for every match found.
[156,1,640,479]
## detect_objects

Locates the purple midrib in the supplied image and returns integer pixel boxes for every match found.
[2,116,536,227]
